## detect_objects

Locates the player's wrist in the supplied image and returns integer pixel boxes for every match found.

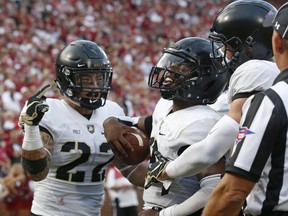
[117,116,140,127]
[22,125,43,151]
[103,117,118,127]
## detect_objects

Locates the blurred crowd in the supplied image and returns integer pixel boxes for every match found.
[0,0,285,215]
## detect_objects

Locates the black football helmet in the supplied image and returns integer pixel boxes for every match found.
[55,40,113,110]
[209,0,277,74]
[148,37,228,104]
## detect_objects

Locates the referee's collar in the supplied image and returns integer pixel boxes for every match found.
[273,68,288,84]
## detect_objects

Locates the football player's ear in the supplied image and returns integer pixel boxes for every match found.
[246,46,253,59]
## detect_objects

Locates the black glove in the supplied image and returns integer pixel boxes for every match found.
[23,84,52,126]
[144,151,169,189]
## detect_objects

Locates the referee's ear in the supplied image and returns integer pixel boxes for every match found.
[273,31,285,54]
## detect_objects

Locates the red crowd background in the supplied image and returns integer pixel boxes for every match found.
[0,1,285,215]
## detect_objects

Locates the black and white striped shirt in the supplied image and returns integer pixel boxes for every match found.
[226,69,288,215]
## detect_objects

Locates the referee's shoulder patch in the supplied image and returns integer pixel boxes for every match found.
[236,127,255,143]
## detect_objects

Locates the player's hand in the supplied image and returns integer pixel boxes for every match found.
[144,151,169,189]
[103,117,138,159]
[23,84,53,126]
[18,112,26,130]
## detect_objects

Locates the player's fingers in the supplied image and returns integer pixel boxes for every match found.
[108,143,123,159]
[127,127,139,133]
[109,140,129,158]
[37,102,49,113]
[18,113,25,129]
[34,83,55,99]
[119,135,134,152]
[155,151,165,162]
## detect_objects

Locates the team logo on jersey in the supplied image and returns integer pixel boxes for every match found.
[236,127,255,143]
[87,125,95,134]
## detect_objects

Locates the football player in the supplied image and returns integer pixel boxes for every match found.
[203,2,288,215]
[103,37,228,215]
[19,40,126,216]
[147,0,280,198]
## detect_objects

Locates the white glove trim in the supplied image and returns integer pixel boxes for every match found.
[117,116,140,127]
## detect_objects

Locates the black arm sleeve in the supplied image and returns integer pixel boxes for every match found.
[21,157,48,174]
[144,115,153,136]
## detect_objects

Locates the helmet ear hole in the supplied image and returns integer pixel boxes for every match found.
[246,46,253,59]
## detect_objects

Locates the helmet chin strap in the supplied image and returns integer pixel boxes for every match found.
[160,85,181,100]
[65,95,103,110]
[237,46,253,66]
[79,97,103,110]
[160,90,176,100]
[227,43,252,73]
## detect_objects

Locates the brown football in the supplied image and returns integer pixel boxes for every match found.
[122,128,150,165]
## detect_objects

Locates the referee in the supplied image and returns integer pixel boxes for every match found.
[202,2,288,216]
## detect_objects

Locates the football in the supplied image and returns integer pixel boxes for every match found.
[122,128,150,165]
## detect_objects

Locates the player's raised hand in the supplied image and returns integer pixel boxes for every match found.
[144,151,169,189]
[23,84,53,126]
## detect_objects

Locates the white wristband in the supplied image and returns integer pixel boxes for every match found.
[22,125,43,151]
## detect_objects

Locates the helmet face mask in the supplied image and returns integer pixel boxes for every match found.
[73,69,112,108]
[148,37,228,104]
[55,40,113,110]
[210,34,241,75]
[149,54,198,100]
